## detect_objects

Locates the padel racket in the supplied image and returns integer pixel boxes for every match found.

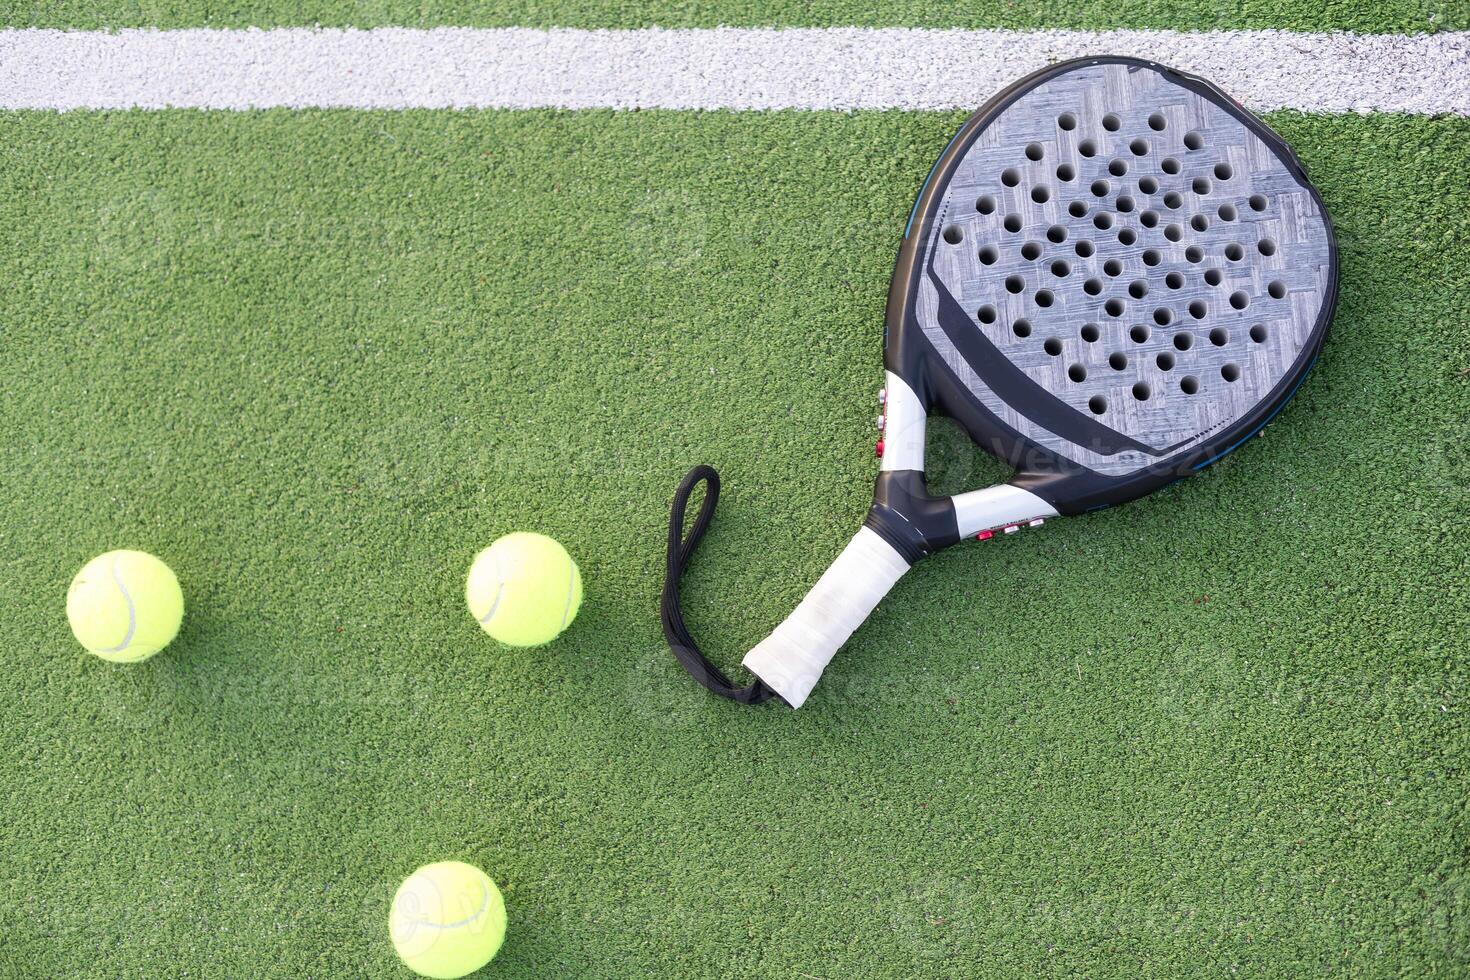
[663,57,1338,708]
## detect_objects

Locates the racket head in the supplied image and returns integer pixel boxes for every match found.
[885,57,1338,515]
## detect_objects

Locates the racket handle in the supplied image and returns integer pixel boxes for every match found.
[742,526,911,708]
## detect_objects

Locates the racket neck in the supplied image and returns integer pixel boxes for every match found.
[870,374,1059,559]
[867,470,957,562]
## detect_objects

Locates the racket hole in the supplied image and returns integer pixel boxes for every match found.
[1188,301,1207,320]
[978,305,997,324]
[1148,112,1167,131]
[1058,112,1077,131]
[1051,260,1071,277]
[1140,210,1160,228]
[1056,164,1076,181]
[1214,163,1234,181]
[1161,157,1181,175]
[1209,326,1229,346]
[1230,291,1250,310]
[942,225,964,245]
[1130,324,1151,343]
[1093,213,1114,230]
[1156,351,1176,370]
[978,245,999,265]
[1183,131,1204,150]
[1258,238,1277,256]
[1190,215,1209,233]
[1142,249,1162,266]
[1181,375,1200,394]
[1139,176,1159,194]
[1218,203,1237,222]
[1079,139,1098,157]
[1268,280,1287,299]
[1133,381,1152,401]
[1102,113,1121,131]
[1192,177,1211,195]
[1075,240,1095,258]
[1249,194,1268,211]
[1044,337,1063,356]
[1185,246,1204,263]
[1116,195,1135,213]
[1250,323,1268,343]
[1091,179,1110,197]
[1005,276,1024,294]
[1035,289,1055,308]
[1204,268,1223,287]
[1004,214,1023,233]
[1222,362,1241,382]
[1165,272,1184,289]
[1021,241,1042,261]
[1117,228,1137,246]
[1031,186,1051,204]
[1080,323,1101,342]
[1084,278,1103,296]
[1153,307,1174,325]
[1224,243,1245,262]
[1108,351,1128,371]
[1069,200,1089,218]
[1163,191,1183,210]
[1164,224,1183,242]
[1048,224,1068,244]
[1069,363,1088,382]
[1088,394,1108,415]
[1129,138,1148,156]
[1025,142,1045,161]
[1001,168,1020,187]
[1104,298,1125,317]
[1013,318,1032,338]
[976,195,997,214]
[1103,258,1122,277]
[1174,332,1194,350]
[1108,159,1128,177]
[1128,280,1148,299]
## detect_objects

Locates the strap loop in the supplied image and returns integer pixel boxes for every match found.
[661,465,773,705]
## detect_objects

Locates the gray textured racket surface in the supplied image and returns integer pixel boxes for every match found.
[914,60,1334,479]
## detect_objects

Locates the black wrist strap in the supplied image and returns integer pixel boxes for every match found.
[661,465,774,705]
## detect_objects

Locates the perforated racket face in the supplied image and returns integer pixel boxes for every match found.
[888,58,1336,508]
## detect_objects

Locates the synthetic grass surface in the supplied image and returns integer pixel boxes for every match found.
[1,0,1465,32]
[0,109,1467,977]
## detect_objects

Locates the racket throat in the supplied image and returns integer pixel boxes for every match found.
[867,472,1060,561]
[866,470,960,563]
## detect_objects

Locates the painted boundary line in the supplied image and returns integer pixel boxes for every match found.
[0,27,1466,114]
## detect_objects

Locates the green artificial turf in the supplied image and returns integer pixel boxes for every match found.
[1,0,1465,32]
[0,108,1466,978]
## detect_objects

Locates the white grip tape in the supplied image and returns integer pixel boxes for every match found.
[742,526,911,709]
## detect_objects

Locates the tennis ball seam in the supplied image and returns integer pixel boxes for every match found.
[99,554,139,654]
[559,559,575,629]
[476,575,506,625]
[398,880,491,931]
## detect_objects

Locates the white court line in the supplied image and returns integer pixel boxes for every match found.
[0,27,1466,114]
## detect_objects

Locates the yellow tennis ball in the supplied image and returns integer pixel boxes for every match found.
[66,550,183,663]
[465,532,582,647]
[390,861,507,979]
